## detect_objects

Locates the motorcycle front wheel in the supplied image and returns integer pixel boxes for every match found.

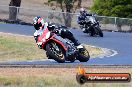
[46,42,65,63]
[88,27,95,37]
[96,27,103,37]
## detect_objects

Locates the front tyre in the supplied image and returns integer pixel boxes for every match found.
[46,42,65,63]
[97,27,103,37]
[89,28,94,37]
[77,48,90,62]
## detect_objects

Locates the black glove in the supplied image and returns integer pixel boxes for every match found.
[38,45,42,49]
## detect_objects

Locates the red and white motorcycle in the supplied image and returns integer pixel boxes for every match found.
[37,28,90,63]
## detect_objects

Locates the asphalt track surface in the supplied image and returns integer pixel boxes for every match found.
[0,24,132,65]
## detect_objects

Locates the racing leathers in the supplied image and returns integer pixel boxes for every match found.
[77,11,92,32]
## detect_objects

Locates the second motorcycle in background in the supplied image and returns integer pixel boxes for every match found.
[80,15,103,37]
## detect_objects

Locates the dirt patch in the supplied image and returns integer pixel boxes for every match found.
[0,67,131,78]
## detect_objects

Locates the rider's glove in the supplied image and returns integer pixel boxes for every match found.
[38,45,42,49]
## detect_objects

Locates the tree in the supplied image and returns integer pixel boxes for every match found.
[48,0,82,27]
[9,0,21,21]
[91,0,132,31]
[91,0,132,18]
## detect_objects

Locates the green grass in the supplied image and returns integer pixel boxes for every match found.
[0,33,103,61]
[0,33,45,61]
[0,74,79,87]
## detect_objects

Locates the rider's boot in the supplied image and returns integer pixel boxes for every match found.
[72,39,83,49]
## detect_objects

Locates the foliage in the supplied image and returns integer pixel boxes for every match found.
[91,0,132,18]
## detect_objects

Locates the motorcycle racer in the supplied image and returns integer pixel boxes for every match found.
[77,8,93,33]
[33,16,82,49]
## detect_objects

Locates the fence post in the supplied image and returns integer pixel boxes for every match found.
[46,10,48,22]
[16,7,19,21]
[114,17,117,31]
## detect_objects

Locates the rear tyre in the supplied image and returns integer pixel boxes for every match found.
[46,52,54,59]
[46,42,65,63]
[77,48,90,62]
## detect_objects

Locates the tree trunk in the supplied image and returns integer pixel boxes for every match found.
[63,2,73,27]
[66,13,72,27]
[78,0,82,8]
[61,2,72,27]
[9,0,21,21]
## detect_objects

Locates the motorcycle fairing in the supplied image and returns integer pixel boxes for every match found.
[37,28,50,43]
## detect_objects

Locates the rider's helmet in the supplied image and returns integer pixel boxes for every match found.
[80,8,85,15]
[33,16,45,30]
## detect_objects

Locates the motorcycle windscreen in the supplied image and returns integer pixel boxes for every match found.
[89,17,96,23]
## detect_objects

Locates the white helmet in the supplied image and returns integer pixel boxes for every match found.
[80,8,87,15]
[80,8,85,12]
[33,16,45,30]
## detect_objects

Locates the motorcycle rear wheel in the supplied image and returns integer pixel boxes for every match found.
[77,48,90,62]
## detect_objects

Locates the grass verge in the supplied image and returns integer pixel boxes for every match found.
[0,32,103,61]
